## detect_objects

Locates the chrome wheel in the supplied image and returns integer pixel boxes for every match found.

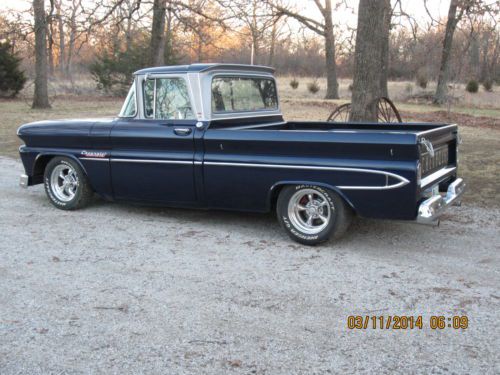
[287,189,332,235]
[49,164,79,202]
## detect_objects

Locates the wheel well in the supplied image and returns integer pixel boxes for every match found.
[33,155,55,177]
[269,182,357,214]
[269,184,286,210]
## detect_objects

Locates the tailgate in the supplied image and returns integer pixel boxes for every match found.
[417,124,459,189]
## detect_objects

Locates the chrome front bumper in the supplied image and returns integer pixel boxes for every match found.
[19,174,29,188]
[417,178,465,224]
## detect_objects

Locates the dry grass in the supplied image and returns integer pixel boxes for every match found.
[0,98,122,157]
[277,76,500,109]
[1,77,498,207]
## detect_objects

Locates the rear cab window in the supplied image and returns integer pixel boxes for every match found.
[211,76,278,113]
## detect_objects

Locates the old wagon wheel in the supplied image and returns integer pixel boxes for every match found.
[326,103,352,122]
[376,97,402,123]
[327,97,402,123]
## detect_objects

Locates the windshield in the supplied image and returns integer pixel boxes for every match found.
[119,84,137,117]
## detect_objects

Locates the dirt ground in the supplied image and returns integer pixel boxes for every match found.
[0,156,499,374]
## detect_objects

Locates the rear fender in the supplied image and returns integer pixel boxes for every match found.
[268,180,356,213]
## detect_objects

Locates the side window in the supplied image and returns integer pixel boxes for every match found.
[143,78,194,120]
[143,79,154,118]
[119,84,136,117]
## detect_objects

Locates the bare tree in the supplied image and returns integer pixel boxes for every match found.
[433,0,475,104]
[150,0,167,66]
[32,0,51,109]
[273,0,340,99]
[350,0,391,122]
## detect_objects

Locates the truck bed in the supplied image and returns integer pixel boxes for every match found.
[218,118,455,135]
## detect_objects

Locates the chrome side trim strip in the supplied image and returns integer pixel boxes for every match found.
[110,158,193,165]
[204,161,410,190]
[420,166,456,188]
[79,157,110,161]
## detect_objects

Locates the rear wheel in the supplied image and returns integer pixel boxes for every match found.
[44,157,93,210]
[276,185,352,245]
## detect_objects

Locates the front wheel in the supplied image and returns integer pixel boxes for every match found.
[276,185,352,245]
[44,157,93,210]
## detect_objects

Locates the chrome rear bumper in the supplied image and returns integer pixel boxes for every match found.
[19,174,29,188]
[417,178,465,224]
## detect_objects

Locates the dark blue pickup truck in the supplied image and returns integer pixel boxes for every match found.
[18,64,465,245]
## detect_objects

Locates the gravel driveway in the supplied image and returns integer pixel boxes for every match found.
[1,156,499,374]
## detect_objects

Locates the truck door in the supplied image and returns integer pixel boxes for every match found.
[110,77,197,203]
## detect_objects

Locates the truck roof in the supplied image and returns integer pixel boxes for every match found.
[134,63,275,75]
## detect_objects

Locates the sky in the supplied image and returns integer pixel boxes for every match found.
[0,0,452,34]
[0,0,452,21]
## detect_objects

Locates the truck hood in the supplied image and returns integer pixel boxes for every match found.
[17,118,115,137]
[17,118,115,148]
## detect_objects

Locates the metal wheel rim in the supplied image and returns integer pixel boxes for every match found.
[327,103,351,122]
[287,189,332,235]
[50,164,78,202]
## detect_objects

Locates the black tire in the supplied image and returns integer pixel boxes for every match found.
[43,157,93,210]
[276,184,352,245]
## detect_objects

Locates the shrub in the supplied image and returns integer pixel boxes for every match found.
[0,41,26,98]
[307,80,320,94]
[415,69,428,89]
[405,82,413,94]
[290,78,299,89]
[482,80,493,92]
[90,34,176,96]
[465,80,479,93]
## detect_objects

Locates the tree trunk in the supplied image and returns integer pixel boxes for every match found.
[323,0,339,99]
[434,0,460,104]
[267,20,277,66]
[32,0,51,109]
[379,3,392,97]
[56,0,65,74]
[150,0,167,66]
[350,0,391,122]
[164,7,173,64]
[65,17,75,79]
[469,31,480,80]
[47,1,55,77]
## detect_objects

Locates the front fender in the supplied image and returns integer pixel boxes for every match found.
[268,180,356,212]
[20,147,90,185]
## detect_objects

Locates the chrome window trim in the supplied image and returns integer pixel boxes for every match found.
[118,83,138,118]
[141,74,197,121]
[203,161,410,190]
[210,73,280,115]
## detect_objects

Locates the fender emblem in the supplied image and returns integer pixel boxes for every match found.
[81,150,108,158]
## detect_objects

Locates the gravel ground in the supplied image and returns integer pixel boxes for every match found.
[0,156,499,374]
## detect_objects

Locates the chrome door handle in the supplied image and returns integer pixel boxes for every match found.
[174,127,192,136]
